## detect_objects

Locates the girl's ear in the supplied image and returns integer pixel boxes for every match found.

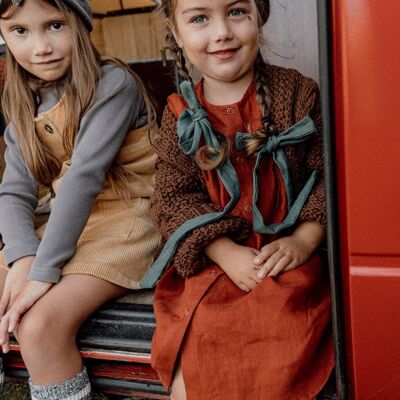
[169,23,183,48]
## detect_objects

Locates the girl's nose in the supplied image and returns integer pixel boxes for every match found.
[213,18,234,42]
[33,36,53,56]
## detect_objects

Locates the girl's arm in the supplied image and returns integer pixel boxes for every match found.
[27,65,147,283]
[150,106,251,278]
[205,236,262,292]
[0,125,39,266]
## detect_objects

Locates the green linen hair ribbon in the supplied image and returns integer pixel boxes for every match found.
[235,117,317,234]
[140,81,317,288]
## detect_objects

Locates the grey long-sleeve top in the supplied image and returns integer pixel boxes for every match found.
[0,64,148,282]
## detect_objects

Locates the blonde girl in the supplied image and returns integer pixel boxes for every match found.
[0,0,160,398]
[143,0,334,398]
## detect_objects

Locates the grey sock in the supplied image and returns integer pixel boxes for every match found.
[29,367,91,400]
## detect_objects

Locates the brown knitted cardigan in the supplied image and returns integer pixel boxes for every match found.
[150,64,325,278]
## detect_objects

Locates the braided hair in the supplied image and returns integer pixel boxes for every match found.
[245,51,276,156]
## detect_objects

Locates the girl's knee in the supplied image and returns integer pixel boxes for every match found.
[17,305,76,350]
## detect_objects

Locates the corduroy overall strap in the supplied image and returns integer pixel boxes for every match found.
[140,81,317,288]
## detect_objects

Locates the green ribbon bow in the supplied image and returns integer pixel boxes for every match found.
[140,81,317,288]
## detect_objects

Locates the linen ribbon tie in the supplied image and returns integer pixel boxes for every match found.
[235,116,318,233]
[140,81,317,288]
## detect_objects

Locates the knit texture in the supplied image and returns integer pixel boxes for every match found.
[61,0,92,31]
[265,64,326,227]
[29,367,91,400]
[150,64,326,278]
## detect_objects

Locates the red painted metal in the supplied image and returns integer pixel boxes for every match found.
[332,1,400,398]
[4,347,167,398]
[8,343,152,364]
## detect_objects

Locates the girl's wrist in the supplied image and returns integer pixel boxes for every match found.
[292,221,325,253]
[204,236,239,266]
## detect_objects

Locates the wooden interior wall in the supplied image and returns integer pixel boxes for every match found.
[101,13,164,61]
[90,0,164,62]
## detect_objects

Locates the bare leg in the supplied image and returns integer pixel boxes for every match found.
[171,362,187,400]
[15,274,127,385]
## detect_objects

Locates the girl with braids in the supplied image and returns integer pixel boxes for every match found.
[0,0,160,398]
[144,0,334,398]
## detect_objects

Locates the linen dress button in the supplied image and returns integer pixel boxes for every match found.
[226,107,234,115]
[184,309,190,317]
[244,204,253,213]
[236,156,244,163]
[44,124,54,134]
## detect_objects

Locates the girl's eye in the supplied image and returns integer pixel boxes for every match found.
[49,22,64,31]
[13,27,26,35]
[229,8,247,18]
[190,15,208,24]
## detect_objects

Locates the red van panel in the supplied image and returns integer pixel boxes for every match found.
[332,1,400,398]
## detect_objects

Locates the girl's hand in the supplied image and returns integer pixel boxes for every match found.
[253,221,326,278]
[0,256,35,318]
[205,237,262,292]
[0,280,52,353]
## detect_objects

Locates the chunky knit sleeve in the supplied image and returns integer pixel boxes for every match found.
[150,106,251,278]
[294,78,326,228]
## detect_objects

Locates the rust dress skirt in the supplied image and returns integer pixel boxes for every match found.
[151,83,334,400]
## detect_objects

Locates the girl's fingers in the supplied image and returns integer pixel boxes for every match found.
[253,243,278,265]
[0,290,10,318]
[256,250,283,279]
[250,271,263,284]
[283,260,299,273]
[0,313,10,347]
[246,278,258,290]
[1,333,10,353]
[267,256,292,277]
[237,283,250,292]
[8,308,22,333]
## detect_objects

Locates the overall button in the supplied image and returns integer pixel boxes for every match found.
[184,309,190,317]
[226,107,234,115]
[44,124,54,134]
[209,270,216,276]
[244,204,253,213]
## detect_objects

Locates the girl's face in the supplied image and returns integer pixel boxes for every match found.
[172,0,260,86]
[0,0,73,81]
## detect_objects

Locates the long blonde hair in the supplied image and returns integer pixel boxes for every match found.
[158,0,275,170]
[1,0,154,197]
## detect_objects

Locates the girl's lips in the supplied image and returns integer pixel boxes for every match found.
[36,59,62,65]
[209,49,238,59]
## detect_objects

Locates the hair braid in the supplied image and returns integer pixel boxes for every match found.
[245,52,276,156]
[166,32,192,82]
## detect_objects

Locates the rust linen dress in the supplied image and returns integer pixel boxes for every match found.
[151,78,334,400]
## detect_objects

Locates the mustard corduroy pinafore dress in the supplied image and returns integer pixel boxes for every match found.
[1,96,161,289]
